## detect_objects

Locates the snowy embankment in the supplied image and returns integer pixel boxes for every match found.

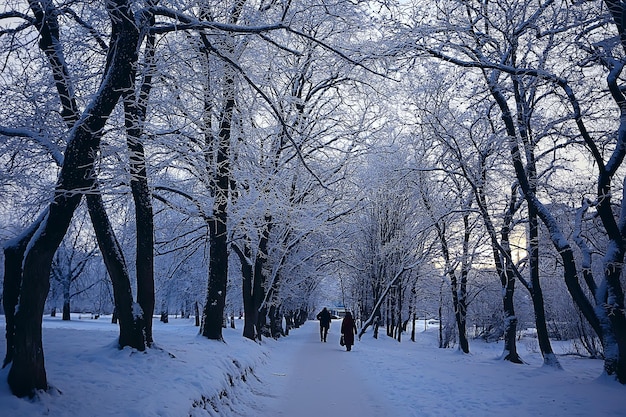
[0,315,624,417]
[0,315,271,417]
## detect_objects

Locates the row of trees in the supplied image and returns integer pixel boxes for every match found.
[2,0,626,400]
[0,0,376,397]
[334,0,626,384]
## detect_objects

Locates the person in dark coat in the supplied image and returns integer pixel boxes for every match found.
[341,311,357,351]
[316,307,332,342]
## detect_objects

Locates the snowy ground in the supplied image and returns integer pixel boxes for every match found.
[0,315,623,417]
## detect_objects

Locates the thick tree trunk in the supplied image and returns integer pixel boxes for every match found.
[450,272,469,353]
[8,191,82,397]
[474,170,522,362]
[202,215,229,340]
[500,190,523,363]
[200,60,233,342]
[456,215,471,353]
[257,306,271,338]
[124,118,155,346]
[122,18,157,345]
[2,216,43,368]
[490,85,591,366]
[598,241,626,382]
[200,0,247,343]
[6,0,139,396]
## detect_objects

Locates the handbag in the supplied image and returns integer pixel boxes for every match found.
[340,335,345,346]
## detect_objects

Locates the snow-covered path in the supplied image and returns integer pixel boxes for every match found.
[253,320,395,417]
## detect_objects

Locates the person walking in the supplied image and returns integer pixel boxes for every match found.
[316,307,332,342]
[341,311,357,351]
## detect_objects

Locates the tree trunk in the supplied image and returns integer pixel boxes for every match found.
[86,194,145,351]
[122,17,157,345]
[61,275,71,321]
[127,141,154,345]
[397,286,403,342]
[598,241,626,381]
[62,300,70,321]
[502,268,521,363]
[235,243,256,340]
[269,305,283,339]
[456,214,471,353]
[2,216,43,368]
[202,215,229,340]
[8,190,82,396]
[499,189,523,363]
[200,68,232,342]
[373,316,380,339]
[527,205,560,367]
[199,0,247,343]
[589,4,626,379]
[253,219,272,340]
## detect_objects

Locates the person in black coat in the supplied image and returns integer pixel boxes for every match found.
[316,307,332,342]
[341,311,357,351]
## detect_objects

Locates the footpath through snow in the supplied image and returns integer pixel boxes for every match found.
[252,319,397,417]
[247,320,625,417]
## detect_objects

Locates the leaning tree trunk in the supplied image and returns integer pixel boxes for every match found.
[527,205,561,368]
[123,96,155,346]
[122,14,157,344]
[513,75,561,368]
[8,192,83,397]
[86,194,145,351]
[6,0,139,397]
